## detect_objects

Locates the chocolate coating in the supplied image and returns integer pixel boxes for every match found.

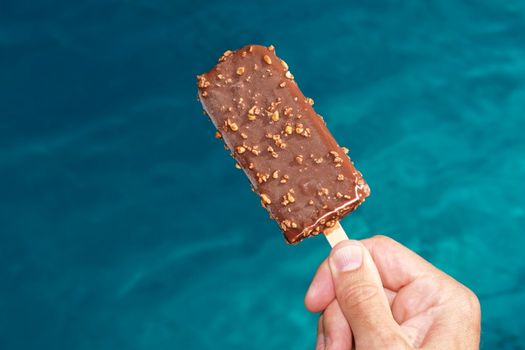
[197,45,370,244]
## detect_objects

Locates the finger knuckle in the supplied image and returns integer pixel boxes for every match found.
[339,282,380,307]
[463,287,481,318]
[371,234,398,247]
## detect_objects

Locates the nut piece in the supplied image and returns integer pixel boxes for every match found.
[236,146,246,154]
[306,97,314,105]
[341,147,349,154]
[236,67,245,75]
[285,71,294,79]
[215,131,222,139]
[197,75,210,88]
[337,174,345,181]
[281,60,289,70]
[227,119,239,131]
[295,155,304,164]
[279,81,286,88]
[247,105,260,121]
[272,170,280,179]
[260,193,272,205]
[263,55,272,65]
[271,110,280,122]
[284,124,293,135]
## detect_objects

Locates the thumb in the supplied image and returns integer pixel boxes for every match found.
[328,240,408,349]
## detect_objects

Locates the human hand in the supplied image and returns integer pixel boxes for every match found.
[305,236,481,349]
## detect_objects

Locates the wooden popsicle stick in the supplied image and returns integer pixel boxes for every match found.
[324,221,349,247]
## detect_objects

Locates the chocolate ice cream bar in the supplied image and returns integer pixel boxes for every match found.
[197,45,369,244]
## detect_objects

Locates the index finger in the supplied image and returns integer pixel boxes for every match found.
[361,235,440,291]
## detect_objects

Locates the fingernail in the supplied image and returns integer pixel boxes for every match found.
[331,244,363,271]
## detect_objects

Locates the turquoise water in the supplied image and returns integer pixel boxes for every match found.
[1,0,525,349]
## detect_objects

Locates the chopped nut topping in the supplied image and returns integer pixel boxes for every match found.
[260,193,271,205]
[336,192,343,198]
[271,110,280,122]
[241,51,247,57]
[285,71,294,79]
[272,170,279,179]
[334,157,343,163]
[308,200,315,205]
[201,91,208,97]
[295,123,304,134]
[314,157,323,164]
[223,50,233,57]
[341,147,349,154]
[306,97,314,105]
[344,194,353,199]
[236,146,246,154]
[235,163,241,169]
[284,124,293,135]
[240,132,248,139]
[248,162,254,169]
[330,151,339,157]
[247,107,258,120]
[263,55,272,65]
[283,107,293,117]
[248,45,253,52]
[217,73,225,80]
[337,174,345,181]
[227,119,239,131]
[197,75,210,88]
[247,105,260,121]
[301,128,311,137]
[236,67,245,75]
[279,81,286,88]
[286,191,295,203]
[215,131,222,139]
[268,45,275,51]
[357,178,365,186]
[281,60,289,70]
[256,172,270,183]
[291,222,298,228]
[326,220,336,228]
[318,187,329,196]
[295,155,304,164]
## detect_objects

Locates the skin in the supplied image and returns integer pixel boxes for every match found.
[305,236,481,349]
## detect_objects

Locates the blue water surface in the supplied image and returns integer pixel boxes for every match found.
[1,0,525,349]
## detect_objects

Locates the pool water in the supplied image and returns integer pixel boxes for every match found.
[1,0,525,349]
